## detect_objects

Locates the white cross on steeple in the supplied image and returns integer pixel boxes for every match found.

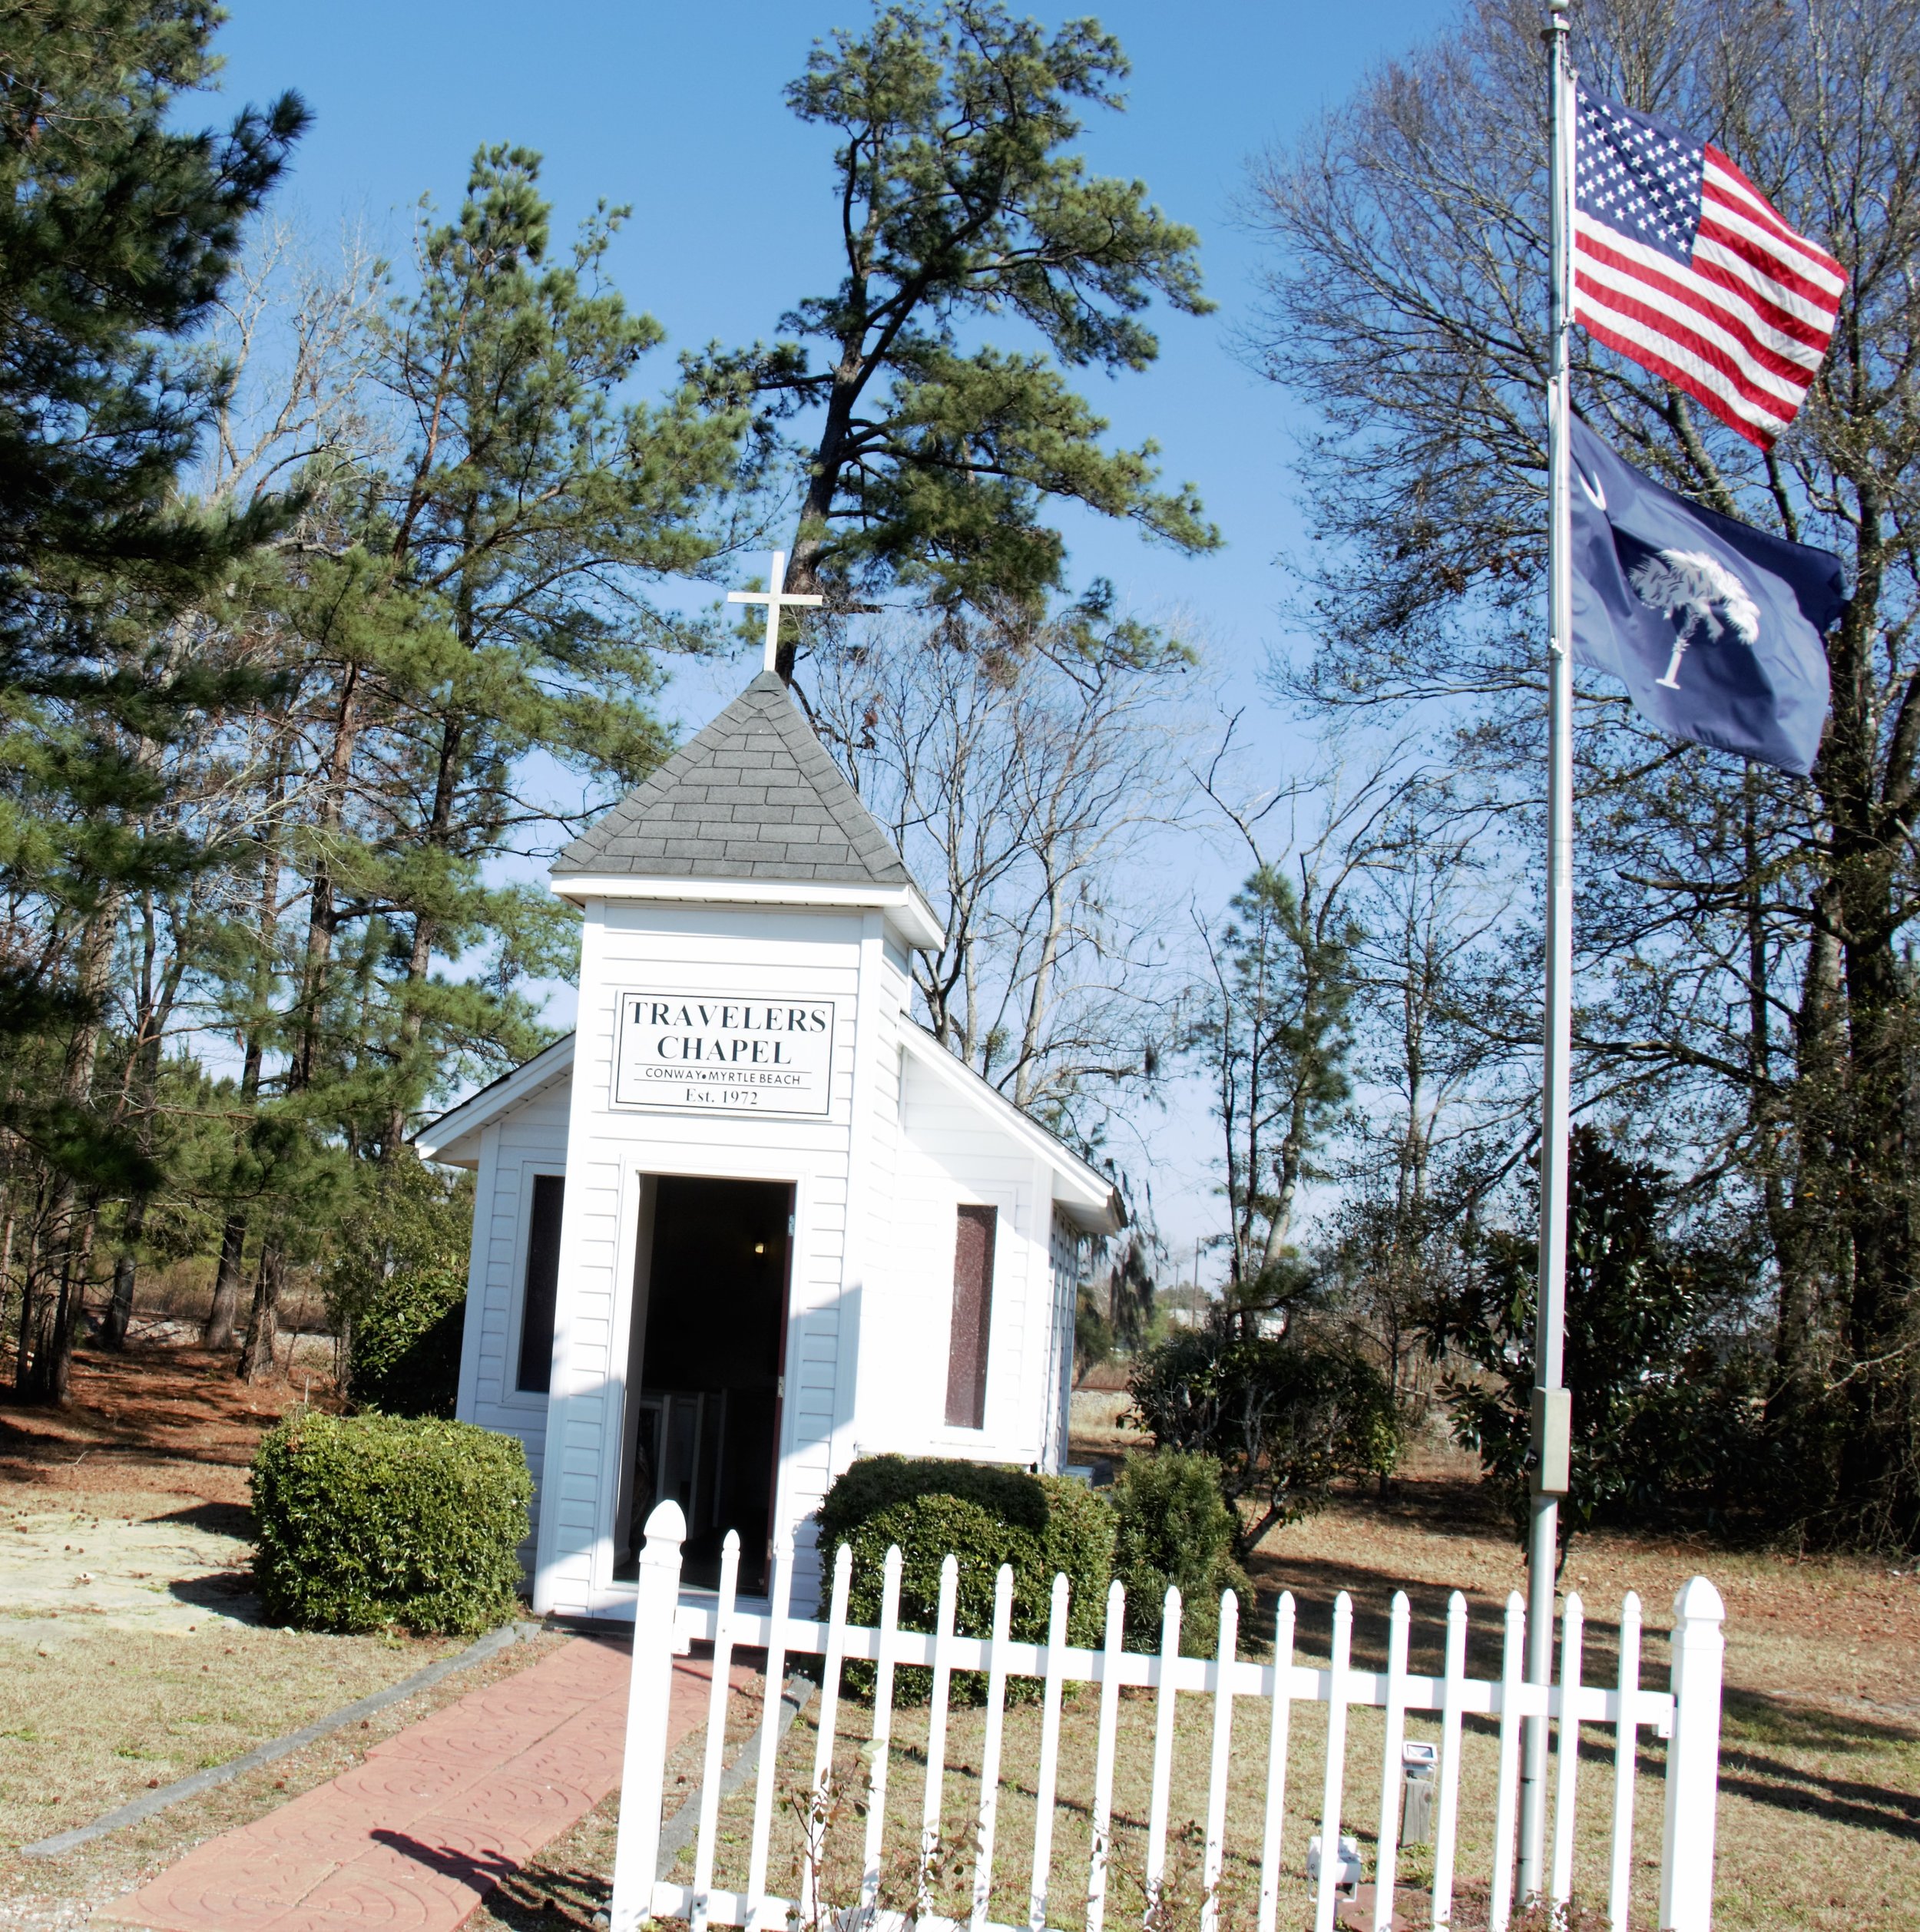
[727,550,824,673]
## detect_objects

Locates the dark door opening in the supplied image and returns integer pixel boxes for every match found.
[624,1175,790,1594]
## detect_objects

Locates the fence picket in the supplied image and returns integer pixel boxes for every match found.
[1313,1592,1354,1932]
[803,1543,852,1932]
[1658,1579,1726,1932]
[1430,1591,1468,1929]
[1551,1593,1585,1907]
[744,1537,793,1930]
[1371,1591,1412,1932]
[609,1501,685,1932]
[1488,1592,1526,1932]
[1607,1593,1643,1932]
[1255,1593,1296,1932]
[1145,1586,1184,1922]
[859,1544,904,1915]
[970,1564,1016,1932]
[1027,1573,1072,1932]
[1200,1590,1240,1932]
[1086,1580,1127,1932]
[690,1531,741,1932]
[919,1555,960,1917]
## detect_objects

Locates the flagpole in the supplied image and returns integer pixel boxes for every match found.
[1520,0,1577,1901]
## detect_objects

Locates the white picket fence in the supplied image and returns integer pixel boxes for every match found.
[609,1501,1725,1932]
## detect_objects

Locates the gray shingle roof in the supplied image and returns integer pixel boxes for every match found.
[553,670,919,889]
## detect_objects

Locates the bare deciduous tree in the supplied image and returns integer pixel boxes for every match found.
[812,591,1197,1157]
[1244,0,1920,1542]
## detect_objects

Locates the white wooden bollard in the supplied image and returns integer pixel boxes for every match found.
[1658,1576,1725,1932]
[610,1500,688,1932]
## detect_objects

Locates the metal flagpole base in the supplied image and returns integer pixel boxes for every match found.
[1518,1487,1558,1899]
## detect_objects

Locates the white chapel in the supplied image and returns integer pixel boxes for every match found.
[416,663,1121,1616]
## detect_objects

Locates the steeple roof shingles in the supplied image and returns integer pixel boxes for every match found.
[552,670,918,891]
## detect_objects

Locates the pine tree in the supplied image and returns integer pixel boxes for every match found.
[0,2,304,1398]
[692,0,1218,670]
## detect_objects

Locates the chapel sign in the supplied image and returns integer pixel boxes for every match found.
[612,991,836,1116]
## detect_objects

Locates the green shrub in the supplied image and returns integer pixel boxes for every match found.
[347,1265,468,1418]
[817,1454,1050,1550]
[250,1411,530,1635]
[1128,1326,1401,1548]
[819,1457,1114,1698]
[1112,1449,1251,1656]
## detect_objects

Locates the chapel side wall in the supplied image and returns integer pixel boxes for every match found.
[452,1078,571,1527]
[1045,1208,1081,1473]
[532,900,873,1619]
[886,1054,1048,1464]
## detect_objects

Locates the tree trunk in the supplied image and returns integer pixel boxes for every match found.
[207,782,285,1354]
[237,1242,284,1384]
[43,1196,101,1401]
[104,1254,136,1351]
[1815,476,1920,1543]
[202,1212,249,1351]
[379,710,465,1157]
[25,897,118,1401]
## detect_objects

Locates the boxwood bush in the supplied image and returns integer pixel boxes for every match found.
[251,1411,531,1635]
[819,1455,1114,1698]
[1111,1448,1251,1656]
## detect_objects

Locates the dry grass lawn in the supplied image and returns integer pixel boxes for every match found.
[0,1341,563,1930]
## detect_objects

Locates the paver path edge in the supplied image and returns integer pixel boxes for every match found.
[93,1635,749,1932]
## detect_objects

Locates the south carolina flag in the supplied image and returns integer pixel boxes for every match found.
[1569,418,1845,775]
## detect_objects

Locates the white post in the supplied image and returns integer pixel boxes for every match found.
[610,1500,687,1932]
[1658,1577,1726,1932]
[1522,0,1578,1896]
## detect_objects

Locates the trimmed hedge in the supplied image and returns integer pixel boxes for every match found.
[1111,1448,1250,1656]
[250,1411,531,1635]
[348,1265,467,1418]
[817,1454,1050,1550]
[820,1456,1114,1698]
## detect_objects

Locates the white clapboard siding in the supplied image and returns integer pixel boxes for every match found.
[881,1053,1050,1467]
[533,899,905,1616]
[1045,1207,1082,1471]
[611,1506,1728,1932]
[452,1071,572,1523]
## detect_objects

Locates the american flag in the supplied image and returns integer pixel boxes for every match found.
[1571,88,1845,449]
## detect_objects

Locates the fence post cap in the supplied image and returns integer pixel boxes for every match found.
[642,1499,687,1545]
[1673,1574,1724,1623]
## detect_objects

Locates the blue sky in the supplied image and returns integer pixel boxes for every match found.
[210,0,1458,1272]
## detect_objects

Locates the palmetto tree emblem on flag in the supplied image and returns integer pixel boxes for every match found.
[1626,549,1761,689]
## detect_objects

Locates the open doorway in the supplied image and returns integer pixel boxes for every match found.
[620,1176,790,1594]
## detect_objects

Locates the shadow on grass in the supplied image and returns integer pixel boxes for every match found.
[167,1570,263,1621]
[157,1498,254,1538]
[466,1859,610,1930]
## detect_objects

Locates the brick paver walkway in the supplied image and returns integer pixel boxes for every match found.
[98,1635,743,1932]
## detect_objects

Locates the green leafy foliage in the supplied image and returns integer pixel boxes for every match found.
[346,1267,467,1418]
[1111,1449,1250,1656]
[0,0,307,676]
[1197,863,1360,1298]
[819,1457,1114,1698]
[1074,1284,1114,1381]
[250,1411,529,1635]
[1128,1322,1401,1553]
[817,1452,1051,1550]
[1422,1129,1768,1550]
